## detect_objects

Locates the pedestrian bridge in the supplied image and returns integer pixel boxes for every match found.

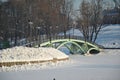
[36,39,100,54]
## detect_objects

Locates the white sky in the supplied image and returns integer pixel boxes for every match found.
[74,0,115,10]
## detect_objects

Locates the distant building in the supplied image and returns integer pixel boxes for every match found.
[103,8,120,24]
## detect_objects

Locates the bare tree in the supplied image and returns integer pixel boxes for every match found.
[0,1,11,41]
[113,0,120,24]
[113,0,120,8]
[78,0,103,43]
[0,0,72,47]
[60,0,73,38]
[91,0,104,42]
[78,0,92,42]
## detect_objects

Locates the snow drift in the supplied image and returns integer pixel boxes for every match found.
[0,46,69,67]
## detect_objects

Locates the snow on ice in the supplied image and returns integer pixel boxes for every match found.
[0,46,69,72]
[0,49,120,80]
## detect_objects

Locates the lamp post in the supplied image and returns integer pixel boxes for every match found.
[49,26,52,43]
[36,27,41,47]
[14,22,18,46]
[28,21,33,46]
[56,26,58,39]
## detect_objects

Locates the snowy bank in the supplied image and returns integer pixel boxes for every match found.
[0,46,69,67]
[96,24,120,48]
[0,49,120,80]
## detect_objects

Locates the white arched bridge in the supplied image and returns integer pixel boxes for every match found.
[36,39,100,54]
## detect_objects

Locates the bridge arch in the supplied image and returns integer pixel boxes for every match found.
[56,41,86,54]
[87,48,100,54]
[39,39,100,54]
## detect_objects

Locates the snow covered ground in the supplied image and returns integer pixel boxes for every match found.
[0,46,68,62]
[58,28,83,37]
[96,24,120,48]
[0,46,69,72]
[0,49,120,80]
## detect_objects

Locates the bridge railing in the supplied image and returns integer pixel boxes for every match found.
[25,34,84,47]
[24,34,100,51]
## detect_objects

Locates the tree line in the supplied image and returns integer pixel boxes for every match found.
[0,0,73,46]
[76,0,120,43]
[0,0,119,47]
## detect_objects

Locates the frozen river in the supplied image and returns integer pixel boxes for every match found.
[0,49,120,80]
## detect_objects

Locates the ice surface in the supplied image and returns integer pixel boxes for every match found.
[0,49,120,80]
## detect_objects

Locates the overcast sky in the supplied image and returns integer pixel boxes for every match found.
[74,0,115,10]
[0,0,115,10]
[0,0,7,2]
